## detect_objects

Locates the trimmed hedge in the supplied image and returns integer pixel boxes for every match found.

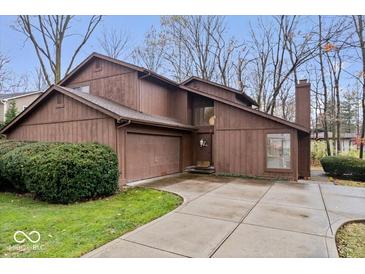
[0,140,30,189]
[1,142,119,203]
[320,156,365,181]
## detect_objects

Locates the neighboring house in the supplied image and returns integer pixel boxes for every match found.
[0,91,43,123]
[0,53,310,184]
[311,132,358,152]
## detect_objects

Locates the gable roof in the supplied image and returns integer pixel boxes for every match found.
[0,91,42,101]
[59,52,178,88]
[56,52,308,133]
[180,85,309,133]
[180,76,258,107]
[0,85,195,134]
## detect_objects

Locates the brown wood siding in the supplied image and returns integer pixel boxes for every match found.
[214,101,298,180]
[185,80,248,106]
[6,92,117,150]
[63,58,140,111]
[140,79,188,123]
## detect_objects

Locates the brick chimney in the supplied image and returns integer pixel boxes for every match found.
[295,79,311,129]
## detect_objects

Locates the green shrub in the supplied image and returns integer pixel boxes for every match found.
[3,142,119,203]
[1,142,56,192]
[320,156,365,181]
[0,140,30,190]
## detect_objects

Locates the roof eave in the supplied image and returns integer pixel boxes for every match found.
[180,85,309,133]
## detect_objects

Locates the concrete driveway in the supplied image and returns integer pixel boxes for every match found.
[84,176,365,258]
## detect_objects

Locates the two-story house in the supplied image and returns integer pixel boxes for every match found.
[0,53,311,185]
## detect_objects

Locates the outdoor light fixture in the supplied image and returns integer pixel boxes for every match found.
[199,138,208,148]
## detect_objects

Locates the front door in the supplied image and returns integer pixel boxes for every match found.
[195,133,212,166]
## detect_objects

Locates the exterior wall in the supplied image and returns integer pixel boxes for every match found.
[5,92,117,150]
[214,101,298,180]
[185,80,249,106]
[117,124,193,183]
[140,79,188,123]
[63,58,140,111]
[63,58,189,123]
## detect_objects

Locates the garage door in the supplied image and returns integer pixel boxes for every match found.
[126,133,181,181]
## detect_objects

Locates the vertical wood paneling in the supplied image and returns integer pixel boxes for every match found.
[139,79,188,123]
[214,101,299,180]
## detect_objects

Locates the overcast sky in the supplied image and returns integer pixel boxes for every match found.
[0,15,254,78]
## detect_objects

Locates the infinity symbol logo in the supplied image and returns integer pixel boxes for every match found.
[13,231,41,244]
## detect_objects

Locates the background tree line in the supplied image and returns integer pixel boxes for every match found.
[0,15,364,158]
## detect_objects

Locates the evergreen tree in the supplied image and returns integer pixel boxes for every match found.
[341,90,359,133]
[5,100,18,124]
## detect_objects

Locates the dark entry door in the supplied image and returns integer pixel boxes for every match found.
[195,133,212,166]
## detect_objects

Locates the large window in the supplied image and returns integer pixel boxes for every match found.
[193,106,214,126]
[266,133,291,169]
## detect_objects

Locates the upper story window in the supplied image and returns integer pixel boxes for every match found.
[73,85,90,94]
[193,106,214,126]
[266,133,291,169]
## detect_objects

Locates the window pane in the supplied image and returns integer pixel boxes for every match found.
[266,133,291,169]
[194,106,214,126]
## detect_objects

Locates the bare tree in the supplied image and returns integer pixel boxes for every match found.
[246,18,272,111]
[132,26,167,73]
[318,15,332,156]
[0,53,10,91]
[265,16,320,115]
[15,15,102,84]
[352,15,365,158]
[0,53,29,93]
[161,16,223,81]
[32,67,48,91]
[98,28,129,59]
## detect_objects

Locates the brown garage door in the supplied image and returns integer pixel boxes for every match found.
[126,133,181,181]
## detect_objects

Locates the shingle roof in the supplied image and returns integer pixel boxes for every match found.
[0,92,31,100]
[60,87,195,130]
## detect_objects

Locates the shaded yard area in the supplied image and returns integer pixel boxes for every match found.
[0,188,182,258]
[336,221,365,258]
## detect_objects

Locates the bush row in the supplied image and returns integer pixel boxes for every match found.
[0,140,119,203]
[320,156,365,181]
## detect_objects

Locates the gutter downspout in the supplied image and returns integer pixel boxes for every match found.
[117,119,131,129]
[116,119,131,187]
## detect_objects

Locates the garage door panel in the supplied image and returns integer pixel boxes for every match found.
[126,133,181,181]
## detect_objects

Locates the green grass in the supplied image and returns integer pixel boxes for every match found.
[336,221,365,258]
[0,188,182,258]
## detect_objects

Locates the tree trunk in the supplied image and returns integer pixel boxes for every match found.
[318,16,331,156]
[335,79,342,153]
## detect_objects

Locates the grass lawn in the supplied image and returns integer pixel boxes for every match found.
[336,221,365,258]
[0,188,182,258]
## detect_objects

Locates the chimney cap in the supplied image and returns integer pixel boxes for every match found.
[298,79,308,84]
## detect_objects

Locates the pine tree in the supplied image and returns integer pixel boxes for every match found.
[5,100,18,124]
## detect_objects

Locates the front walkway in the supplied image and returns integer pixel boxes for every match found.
[84,177,365,258]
